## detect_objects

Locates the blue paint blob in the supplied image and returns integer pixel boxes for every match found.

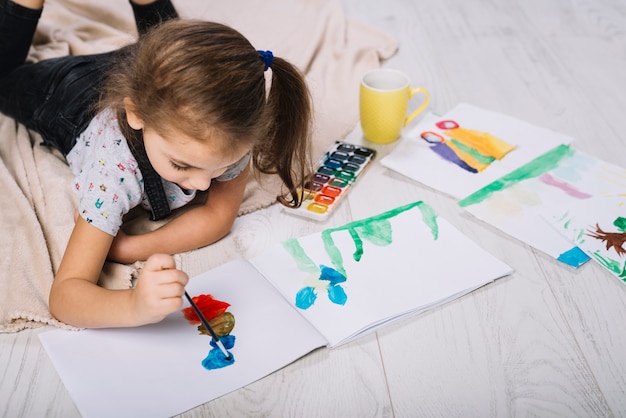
[202,348,235,370]
[319,265,347,285]
[210,334,236,350]
[557,246,590,268]
[296,286,317,309]
[327,284,347,305]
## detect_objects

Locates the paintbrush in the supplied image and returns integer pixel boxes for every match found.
[184,291,231,359]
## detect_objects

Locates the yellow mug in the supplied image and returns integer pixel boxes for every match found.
[359,69,430,144]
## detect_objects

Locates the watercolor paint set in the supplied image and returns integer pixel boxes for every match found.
[285,141,376,221]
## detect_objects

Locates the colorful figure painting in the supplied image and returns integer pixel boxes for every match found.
[380,103,573,199]
[421,119,516,173]
[182,294,236,369]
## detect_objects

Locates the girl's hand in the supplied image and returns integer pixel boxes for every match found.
[130,253,189,325]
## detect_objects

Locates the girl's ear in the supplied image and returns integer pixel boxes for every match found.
[124,97,144,130]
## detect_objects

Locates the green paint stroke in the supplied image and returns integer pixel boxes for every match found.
[320,200,439,275]
[282,239,319,273]
[450,138,495,165]
[417,201,439,240]
[591,251,626,280]
[459,144,575,207]
[614,217,626,232]
[348,228,364,261]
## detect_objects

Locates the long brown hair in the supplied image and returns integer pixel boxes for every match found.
[99,19,311,207]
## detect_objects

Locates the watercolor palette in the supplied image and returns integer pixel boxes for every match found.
[285,141,376,221]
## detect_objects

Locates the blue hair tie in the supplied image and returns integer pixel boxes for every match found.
[257,50,274,71]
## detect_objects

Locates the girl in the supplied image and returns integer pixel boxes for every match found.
[0,0,312,327]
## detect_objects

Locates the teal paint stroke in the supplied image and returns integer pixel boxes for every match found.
[550,149,596,183]
[557,246,590,268]
[282,239,318,273]
[321,200,439,276]
[295,286,318,309]
[459,144,576,207]
[555,211,587,245]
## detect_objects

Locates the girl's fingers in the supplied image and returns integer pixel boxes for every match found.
[144,253,177,272]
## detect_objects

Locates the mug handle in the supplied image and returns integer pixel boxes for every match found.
[404,87,430,127]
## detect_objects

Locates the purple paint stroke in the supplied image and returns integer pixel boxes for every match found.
[538,173,592,199]
[430,142,478,173]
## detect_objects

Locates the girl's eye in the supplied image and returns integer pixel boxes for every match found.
[170,161,189,171]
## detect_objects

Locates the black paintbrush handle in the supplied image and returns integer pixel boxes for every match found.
[184,291,222,342]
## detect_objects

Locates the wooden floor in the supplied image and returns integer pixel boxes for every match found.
[3,0,626,416]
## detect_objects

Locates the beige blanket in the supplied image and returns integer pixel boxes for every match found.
[0,0,397,332]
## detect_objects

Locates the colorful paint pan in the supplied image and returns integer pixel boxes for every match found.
[285,141,376,221]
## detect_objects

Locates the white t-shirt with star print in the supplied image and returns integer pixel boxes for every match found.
[66,109,250,236]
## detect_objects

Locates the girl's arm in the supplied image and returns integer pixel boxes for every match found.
[107,165,250,264]
[50,218,188,328]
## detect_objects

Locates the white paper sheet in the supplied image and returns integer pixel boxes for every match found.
[39,259,327,418]
[380,103,573,199]
[459,145,626,268]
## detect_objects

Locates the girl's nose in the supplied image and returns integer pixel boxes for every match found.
[192,176,212,191]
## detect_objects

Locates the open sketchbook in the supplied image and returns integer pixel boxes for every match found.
[39,201,512,418]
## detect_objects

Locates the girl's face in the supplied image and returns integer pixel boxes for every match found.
[125,102,249,191]
[142,126,249,191]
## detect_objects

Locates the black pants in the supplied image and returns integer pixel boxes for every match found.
[0,0,177,155]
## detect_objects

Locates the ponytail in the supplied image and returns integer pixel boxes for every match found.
[252,56,312,208]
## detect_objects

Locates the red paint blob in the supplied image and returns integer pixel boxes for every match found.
[182,294,230,324]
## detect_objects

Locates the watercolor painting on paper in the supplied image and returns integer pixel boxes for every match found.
[251,200,513,347]
[546,195,626,282]
[281,200,438,310]
[459,145,626,268]
[420,119,516,173]
[380,103,573,199]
